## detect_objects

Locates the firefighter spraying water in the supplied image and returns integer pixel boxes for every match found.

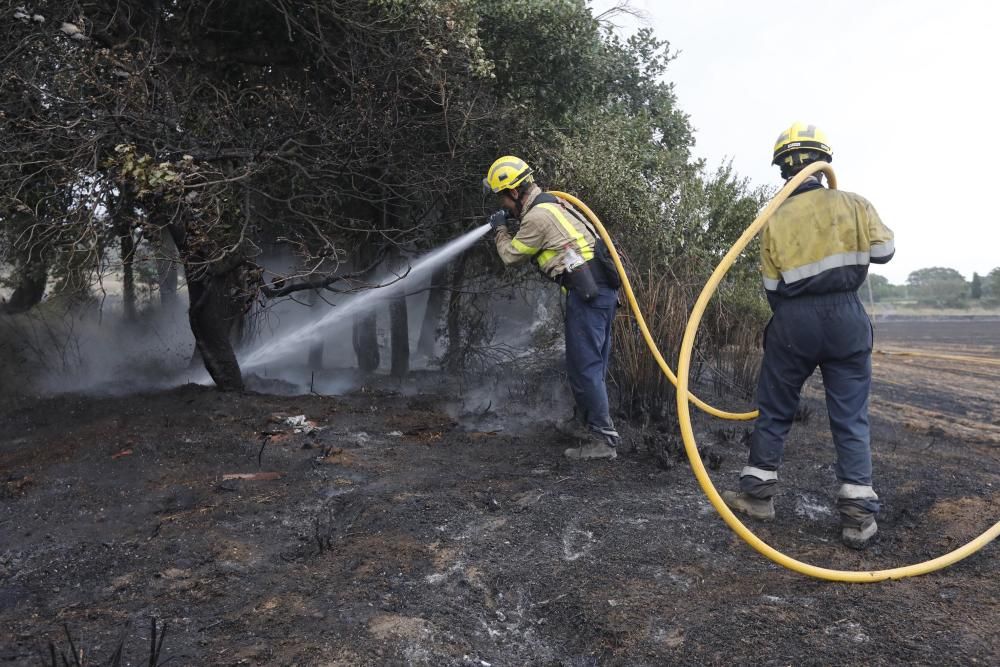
[482,156,622,461]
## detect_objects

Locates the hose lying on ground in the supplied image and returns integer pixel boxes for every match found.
[550,165,1000,582]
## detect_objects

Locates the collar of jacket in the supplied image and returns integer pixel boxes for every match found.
[517,183,544,215]
[789,175,826,197]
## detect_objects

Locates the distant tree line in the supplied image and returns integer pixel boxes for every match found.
[866,267,1000,307]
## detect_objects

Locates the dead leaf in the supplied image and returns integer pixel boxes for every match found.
[221,472,283,481]
[161,567,190,579]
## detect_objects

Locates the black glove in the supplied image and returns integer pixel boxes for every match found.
[487,209,509,231]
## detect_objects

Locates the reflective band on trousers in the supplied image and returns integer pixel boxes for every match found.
[741,466,778,481]
[838,483,878,500]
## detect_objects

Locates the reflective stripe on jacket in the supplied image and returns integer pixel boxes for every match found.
[762,178,894,307]
[494,186,595,280]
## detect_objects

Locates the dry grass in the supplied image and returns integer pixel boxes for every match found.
[610,256,767,425]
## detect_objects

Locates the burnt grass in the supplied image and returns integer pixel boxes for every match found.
[1,321,998,666]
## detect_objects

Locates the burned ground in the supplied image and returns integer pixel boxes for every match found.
[1,320,998,665]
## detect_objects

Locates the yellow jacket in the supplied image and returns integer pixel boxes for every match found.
[494,185,595,280]
[762,178,894,306]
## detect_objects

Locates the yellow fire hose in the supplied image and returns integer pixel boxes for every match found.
[551,164,1000,581]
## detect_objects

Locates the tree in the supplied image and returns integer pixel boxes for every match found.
[864,273,892,302]
[2,0,771,398]
[971,272,983,299]
[906,267,968,307]
[986,267,1000,303]
[4,0,500,387]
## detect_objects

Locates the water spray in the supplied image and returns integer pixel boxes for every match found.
[551,173,1000,583]
[240,224,492,370]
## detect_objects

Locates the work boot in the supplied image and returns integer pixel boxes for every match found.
[721,490,775,521]
[563,441,617,461]
[841,518,878,550]
[837,484,879,549]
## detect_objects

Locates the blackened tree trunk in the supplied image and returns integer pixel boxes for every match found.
[353,311,380,372]
[0,257,47,314]
[167,219,250,392]
[186,271,245,391]
[388,247,409,377]
[307,288,325,369]
[157,228,180,310]
[416,264,447,359]
[352,241,380,372]
[389,292,408,378]
[120,230,137,321]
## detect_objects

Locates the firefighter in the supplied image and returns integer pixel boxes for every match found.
[483,155,621,460]
[721,123,895,549]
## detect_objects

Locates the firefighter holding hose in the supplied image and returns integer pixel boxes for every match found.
[721,123,895,549]
[483,155,621,460]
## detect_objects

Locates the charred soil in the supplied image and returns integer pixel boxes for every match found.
[1,321,998,665]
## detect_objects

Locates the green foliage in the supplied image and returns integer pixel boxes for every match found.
[907,266,968,307]
[2,0,772,401]
[109,145,184,199]
[866,273,889,301]
[970,272,983,300]
[985,267,1000,303]
[863,272,905,302]
[475,0,606,125]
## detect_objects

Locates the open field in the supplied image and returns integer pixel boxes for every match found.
[1,319,997,665]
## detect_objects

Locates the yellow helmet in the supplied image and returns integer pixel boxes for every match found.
[482,155,534,194]
[772,122,833,167]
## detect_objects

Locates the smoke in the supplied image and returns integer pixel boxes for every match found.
[235,255,455,394]
[444,367,575,436]
[240,224,492,370]
[9,294,199,396]
[2,224,575,403]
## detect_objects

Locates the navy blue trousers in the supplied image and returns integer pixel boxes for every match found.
[741,293,879,516]
[564,285,618,432]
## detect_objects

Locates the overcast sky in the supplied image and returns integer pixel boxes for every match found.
[591,0,999,284]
